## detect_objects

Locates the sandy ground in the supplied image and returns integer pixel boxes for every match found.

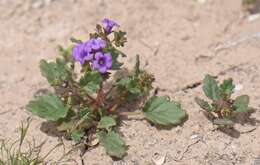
[0,0,260,164]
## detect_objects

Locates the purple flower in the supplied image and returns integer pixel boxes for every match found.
[72,43,93,65]
[93,52,112,73]
[89,38,106,50]
[102,18,119,34]
[72,38,107,65]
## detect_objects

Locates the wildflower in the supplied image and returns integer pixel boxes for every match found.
[89,38,106,50]
[72,38,107,65]
[102,18,119,34]
[72,43,93,65]
[93,52,112,73]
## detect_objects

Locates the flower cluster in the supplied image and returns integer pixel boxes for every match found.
[72,18,119,73]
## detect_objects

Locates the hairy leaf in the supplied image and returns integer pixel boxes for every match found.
[71,130,84,141]
[98,116,117,129]
[114,30,127,47]
[116,77,142,96]
[111,50,123,70]
[203,75,220,101]
[219,78,235,98]
[26,94,69,121]
[195,97,213,111]
[234,95,250,112]
[97,131,126,158]
[79,71,102,93]
[143,96,187,126]
[77,107,94,129]
[40,58,71,85]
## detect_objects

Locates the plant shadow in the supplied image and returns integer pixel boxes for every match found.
[202,107,259,138]
[40,121,65,137]
[232,107,260,126]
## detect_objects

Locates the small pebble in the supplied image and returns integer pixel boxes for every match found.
[248,13,260,22]
[235,84,243,91]
[197,0,207,4]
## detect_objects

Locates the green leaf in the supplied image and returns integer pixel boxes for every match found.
[40,58,71,85]
[77,107,94,129]
[116,77,132,87]
[26,94,69,121]
[213,118,234,126]
[219,78,235,98]
[111,51,123,70]
[234,95,250,112]
[70,37,82,43]
[143,96,187,126]
[98,116,117,129]
[71,130,84,141]
[114,30,127,47]
[58,45,74,63]
[202,74,220,101]
[97,131,126,159]
[79,71,102,93]
[104,44,125,70]
[195,97,213,111]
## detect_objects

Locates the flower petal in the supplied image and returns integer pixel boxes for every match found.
[98,66,107,73]
[95,52,103,59]
[93,60,100,69]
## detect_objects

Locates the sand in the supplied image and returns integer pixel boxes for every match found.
[0,0,259,164]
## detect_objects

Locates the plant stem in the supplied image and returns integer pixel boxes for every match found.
[118,111,143,116]
[108,90,128,112]
[118,111,145,120]
[72,83,96,103]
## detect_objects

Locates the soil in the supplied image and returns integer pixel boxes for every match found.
[0,0,259,164]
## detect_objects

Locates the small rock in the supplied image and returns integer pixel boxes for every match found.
[31,0,44,9]
[44,0,54,6]
[248,13,260,22]
[235,84,243,91]
[190,134,200,140]
[252,157,260,165]
[197,0,207,4]
[152,153,166,165]
[31,0,53,9]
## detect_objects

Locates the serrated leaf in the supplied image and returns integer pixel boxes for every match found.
[213,118,234,126]
[79,71,102,93]
[114,30,127,47]
[195,97,213,111]
[116,77,132,87]
[234,95,250,112]
[98,116,117,129]
[111,52,123,70]
[58,45,74,63]
[143,96,187,126]
[70,37,82,43]
[219,78,235,98]
[40,58,71,85]
[71,130,84,141]
[116,77,142,95]
[26,94,69,121]
[202,75,220,101]
[97,131,126,158]
[77,107,94,129]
